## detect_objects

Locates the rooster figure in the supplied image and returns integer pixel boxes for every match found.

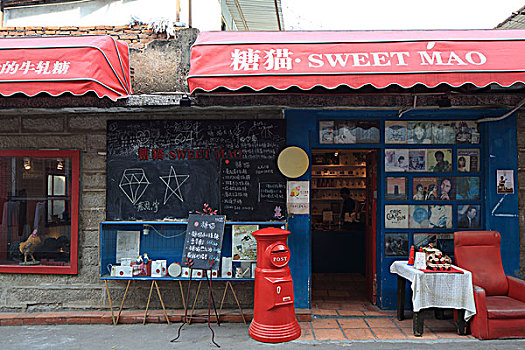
[19,229,42,265]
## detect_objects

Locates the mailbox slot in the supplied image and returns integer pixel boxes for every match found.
[267,243,291,268]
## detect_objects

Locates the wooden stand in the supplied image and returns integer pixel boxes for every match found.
[104,278,181,326]
[171,268,221,348]
[218,280,247,324]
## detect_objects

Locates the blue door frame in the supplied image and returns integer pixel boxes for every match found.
[285,109,519,310]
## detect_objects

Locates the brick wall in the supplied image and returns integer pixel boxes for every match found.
[0,24,177,50]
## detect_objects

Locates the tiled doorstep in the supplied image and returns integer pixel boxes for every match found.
[308,316,476,341]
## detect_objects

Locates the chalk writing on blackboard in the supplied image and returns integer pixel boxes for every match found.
[182,214,226,270]
[259,182,286,203]
[107,119,286,221]
[119,168,150,204]
[159,166,190,204]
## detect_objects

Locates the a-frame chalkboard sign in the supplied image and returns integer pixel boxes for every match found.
[181,214,226,270]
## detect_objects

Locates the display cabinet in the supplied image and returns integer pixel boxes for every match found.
[99,220,286,281]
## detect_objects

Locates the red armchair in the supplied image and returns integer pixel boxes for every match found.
[454,231,525,339]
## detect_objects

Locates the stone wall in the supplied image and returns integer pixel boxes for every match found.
[0,25,198,94]
[0,109,282,312]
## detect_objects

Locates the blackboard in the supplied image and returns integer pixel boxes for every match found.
[106,119,287,221]
[181,214,226,270]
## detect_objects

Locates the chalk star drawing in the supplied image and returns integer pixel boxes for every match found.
[160,166,190,204]
[119,168,150,204]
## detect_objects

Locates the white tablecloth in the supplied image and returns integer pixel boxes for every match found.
[390,260,476,321]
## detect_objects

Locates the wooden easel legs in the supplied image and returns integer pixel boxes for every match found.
[144,280,170,325]
[104,280,116,326]
[105,280,173,326]
[219,281,246,324]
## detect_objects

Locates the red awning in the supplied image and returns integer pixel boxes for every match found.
[0,35,132,100]
[188,30,525,93]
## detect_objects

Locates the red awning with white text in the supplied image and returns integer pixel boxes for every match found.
[0,35,132,100]
[188,30,525,92]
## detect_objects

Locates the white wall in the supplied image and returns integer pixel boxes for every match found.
[4,0,222,31]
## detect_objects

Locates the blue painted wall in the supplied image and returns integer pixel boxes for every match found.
[285,109,519,310]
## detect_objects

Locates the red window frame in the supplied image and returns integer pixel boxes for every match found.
[0,150,79,274]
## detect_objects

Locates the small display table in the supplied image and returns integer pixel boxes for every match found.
[390,260,476,336]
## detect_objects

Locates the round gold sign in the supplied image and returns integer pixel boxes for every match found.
[277,146,309,178]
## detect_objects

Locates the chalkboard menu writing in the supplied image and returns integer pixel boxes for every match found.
[182,214,226,270]
[106,119,287,221]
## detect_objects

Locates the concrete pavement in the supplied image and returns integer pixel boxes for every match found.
[2,323,525,350]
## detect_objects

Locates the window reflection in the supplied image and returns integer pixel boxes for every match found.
[0,157,72,266]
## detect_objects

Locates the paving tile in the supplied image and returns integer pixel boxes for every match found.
[393,318,414,328]
[343,328,375,340]
[338,318,368,328]
[365,318,397,328]
[372,327,408,340]
[401,327,439,340]
[340,303,366,310]
[313,309,339,316]
[337,310,365,316]
[299,327,314,340]
[313,328,346,340]
[435,330,473,339]
[363,311,394,316]
[311,318,340,328]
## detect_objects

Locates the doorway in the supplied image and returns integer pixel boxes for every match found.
[311,149,377,305]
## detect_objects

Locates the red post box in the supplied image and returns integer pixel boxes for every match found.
[248,227,301,343]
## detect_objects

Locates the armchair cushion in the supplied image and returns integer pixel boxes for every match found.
[486,296,525,319]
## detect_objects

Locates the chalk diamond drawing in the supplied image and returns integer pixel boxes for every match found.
[119,168,150,204]
[160,166,190,204]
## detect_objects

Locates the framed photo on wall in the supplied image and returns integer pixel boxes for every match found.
[456,121,480,144]
[413,233,454,256]
[407,121,432,144]
[334,120,357,144]
[409,205,429,228]
[356,120,380,144]
[385,205,409,228]
[386,177,407,200]
[458,205,481,228]
[413,177,437,201]
[385,233,409,256]
[319,120,335,144]
[456,177,480,200]
[408,149,427,171]
[457,149,480,172]
[385,120,407,144]
[385,149,409,172]
[427,149,452,172]
[428,205,453,229]
[497,170,514,194]
[432,121,456,144]
[436,177,455,201]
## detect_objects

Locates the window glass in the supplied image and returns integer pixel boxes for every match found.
[0,155,74,269]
